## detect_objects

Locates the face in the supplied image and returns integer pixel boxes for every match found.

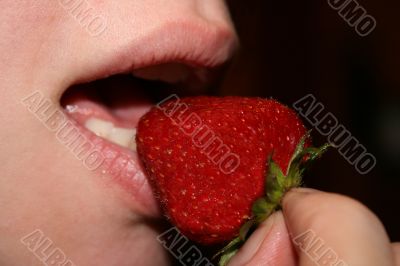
[0,1,238,265]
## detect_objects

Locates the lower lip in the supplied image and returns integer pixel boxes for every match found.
[64,111,161,218]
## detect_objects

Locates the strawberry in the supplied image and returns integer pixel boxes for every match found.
[136,96,328,256]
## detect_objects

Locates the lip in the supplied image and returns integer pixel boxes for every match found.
[62,20,238,89]
[59,21,238,219]
[65,112,160,217]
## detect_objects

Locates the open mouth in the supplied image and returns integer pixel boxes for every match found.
[60,62,225,218]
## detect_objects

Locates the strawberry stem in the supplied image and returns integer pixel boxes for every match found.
[216,133,330,266]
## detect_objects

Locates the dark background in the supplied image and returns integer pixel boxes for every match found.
[221,0,400,241]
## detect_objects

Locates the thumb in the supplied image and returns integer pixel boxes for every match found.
[282,188,395,266]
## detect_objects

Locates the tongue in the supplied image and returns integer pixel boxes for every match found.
[61,75,154,128]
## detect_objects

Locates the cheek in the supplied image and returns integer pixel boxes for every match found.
[0,1,70,74]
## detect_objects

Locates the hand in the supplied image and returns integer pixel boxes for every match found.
[228,188,400,266]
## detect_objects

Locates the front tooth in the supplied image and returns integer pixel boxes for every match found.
[128,128,137,151]
[108,127,136,149]
[85,118,114,138]
[84,118,137,150]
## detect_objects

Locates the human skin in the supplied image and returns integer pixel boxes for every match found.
[229,188,400,266]
[0,1,237,265]
[1,1,399,266]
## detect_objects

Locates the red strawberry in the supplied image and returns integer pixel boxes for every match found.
[136,96,326,247]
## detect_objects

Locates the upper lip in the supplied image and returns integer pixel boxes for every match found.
[66,20,239,91]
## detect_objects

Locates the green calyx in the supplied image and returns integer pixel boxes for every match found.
[215,132,330,266]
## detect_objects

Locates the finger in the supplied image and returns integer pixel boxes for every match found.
[392,243,400,266]
[228,211,297,266]
[282,188,395,266]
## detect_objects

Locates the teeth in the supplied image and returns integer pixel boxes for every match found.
[108,127,136,148]
[85,118,113,138]
[84,118,137,151]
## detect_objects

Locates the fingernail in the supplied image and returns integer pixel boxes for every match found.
[282,188,320,210]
